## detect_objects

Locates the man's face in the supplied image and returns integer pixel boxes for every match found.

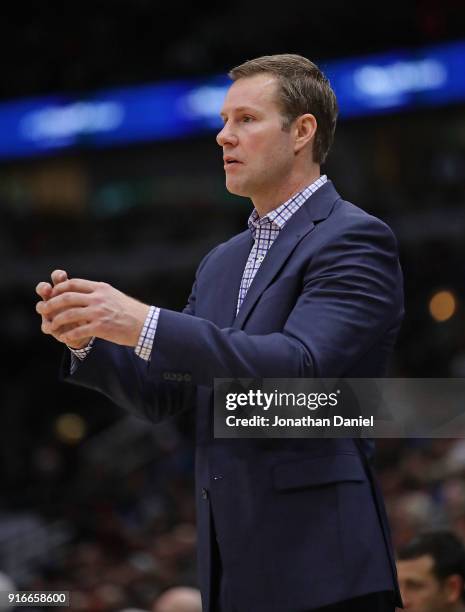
[217,73,296,201]
[398,555,454,611]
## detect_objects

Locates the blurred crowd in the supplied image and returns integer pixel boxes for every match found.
[380,439,465,550]
[0,409,200,611]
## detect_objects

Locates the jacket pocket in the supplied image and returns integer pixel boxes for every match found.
[272,452,366,491]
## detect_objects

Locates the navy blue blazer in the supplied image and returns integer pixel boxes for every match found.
[63,180,404,611]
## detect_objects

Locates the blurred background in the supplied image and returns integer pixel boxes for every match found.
[1,1,465,610]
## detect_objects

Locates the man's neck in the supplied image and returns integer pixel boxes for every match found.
[252,168,321,218]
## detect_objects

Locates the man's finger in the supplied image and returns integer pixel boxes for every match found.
[51,270,68,286]
[38,292,91,317]
[41,315,53,335]
[36,282,52,300]
[49,307,91,332]
[51,278,99,297]
[36,302,53,327]
[40,317,54,335]
[39,311,79,342]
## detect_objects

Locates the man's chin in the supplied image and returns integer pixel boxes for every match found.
[225,179,251,198]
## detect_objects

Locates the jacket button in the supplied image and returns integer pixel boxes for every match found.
[201,488,209,500]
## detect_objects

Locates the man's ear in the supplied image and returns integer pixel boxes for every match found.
[443,574,464,603]
[294,113,317,154]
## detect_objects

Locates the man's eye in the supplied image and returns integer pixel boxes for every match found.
[242,116,253,123]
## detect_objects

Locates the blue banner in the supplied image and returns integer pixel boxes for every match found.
[0,40,464,160]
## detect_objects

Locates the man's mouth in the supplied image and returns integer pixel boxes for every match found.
[223,156,242,166]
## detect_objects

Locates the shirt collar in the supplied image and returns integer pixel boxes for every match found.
[248,175,328,236]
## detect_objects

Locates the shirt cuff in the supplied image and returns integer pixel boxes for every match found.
[134,306,160,362]
[69,337,95,360]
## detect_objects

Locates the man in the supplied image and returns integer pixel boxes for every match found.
[36,54,404,611]
[397,531,465,611]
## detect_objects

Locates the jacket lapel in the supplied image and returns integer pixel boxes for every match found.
[210,231,254,328]
[232,180,341,330]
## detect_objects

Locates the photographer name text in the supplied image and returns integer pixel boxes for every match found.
[225,415,374,428]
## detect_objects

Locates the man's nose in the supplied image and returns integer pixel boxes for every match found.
[216,123,238,147]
